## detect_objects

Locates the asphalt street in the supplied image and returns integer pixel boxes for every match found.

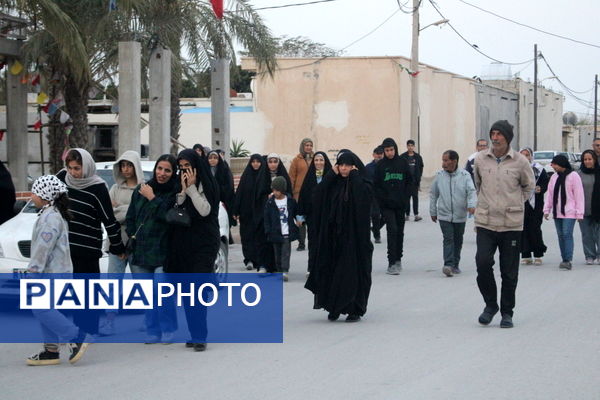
[1,196,599,400]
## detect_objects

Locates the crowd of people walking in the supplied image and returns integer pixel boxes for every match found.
[2,119,599,366]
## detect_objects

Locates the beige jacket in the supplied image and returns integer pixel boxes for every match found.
[473,147,535,232]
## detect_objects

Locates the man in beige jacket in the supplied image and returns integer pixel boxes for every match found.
[473,120,535,329]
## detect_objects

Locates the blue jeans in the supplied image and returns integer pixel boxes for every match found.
[108,253,132,273]
[129,265,178,337]
[439,221,466,268]
[32,308,79,352]
[554,218,576,262]
[578,217,600,260]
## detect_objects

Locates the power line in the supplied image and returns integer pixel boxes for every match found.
[428,0,532,65]
[261,7,401,73]
[253,0,339,11]
[539,53,595,108]
[456,0,600,50]
[397,0,422,14]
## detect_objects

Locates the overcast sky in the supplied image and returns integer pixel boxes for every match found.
[248,0,599,120]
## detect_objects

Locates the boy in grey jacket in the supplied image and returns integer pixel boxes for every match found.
[430,150,477,277]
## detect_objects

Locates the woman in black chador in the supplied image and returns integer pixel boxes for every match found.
[297,151,332,275]
[305,151,373,322]
[253,153,292,272]
[233,154,263,270]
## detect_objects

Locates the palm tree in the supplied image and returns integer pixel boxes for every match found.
[1,0,276,171]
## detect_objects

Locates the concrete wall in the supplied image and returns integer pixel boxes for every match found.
[242,57,477,177]
[475,83,519,145]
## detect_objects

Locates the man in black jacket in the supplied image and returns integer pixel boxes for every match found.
[365,146,384,243]
[374,138,412,275]
[400,140,424,221]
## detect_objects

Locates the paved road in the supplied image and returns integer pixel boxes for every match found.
[2,196,599,400]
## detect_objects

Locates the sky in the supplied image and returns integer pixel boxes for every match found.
[247,0,599,121]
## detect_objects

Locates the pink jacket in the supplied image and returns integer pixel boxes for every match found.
[543,172,585,219]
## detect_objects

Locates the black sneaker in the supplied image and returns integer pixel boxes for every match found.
[27,349,60,366]
[500,314,514,328]
[345,314,361,322]
[374,237,381,244]
[297,244,306,251]
[327,312,340,321]
[193,343,207,352]
[185,342,194,348]
[478,306,499,325]
[68,331,91,364]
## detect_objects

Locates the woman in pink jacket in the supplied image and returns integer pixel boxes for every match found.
[543,155,584,270]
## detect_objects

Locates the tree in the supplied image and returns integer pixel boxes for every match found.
[274,35,343,58]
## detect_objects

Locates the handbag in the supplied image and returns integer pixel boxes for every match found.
[125,209,152,254]
[165,203,191,227]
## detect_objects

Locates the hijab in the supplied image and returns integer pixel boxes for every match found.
[176,149,219,218]
[147,154,177,194]
[63,148,106,189]
[298,151,333,216]
[579,150,600,221]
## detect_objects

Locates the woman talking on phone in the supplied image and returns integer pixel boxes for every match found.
[166,149,220,352]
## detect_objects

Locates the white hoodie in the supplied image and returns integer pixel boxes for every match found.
[109,151,144,245]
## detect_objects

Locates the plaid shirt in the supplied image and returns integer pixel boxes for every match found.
[126,187,176,267]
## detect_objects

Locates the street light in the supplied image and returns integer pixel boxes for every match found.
[419,18,449,32]
[410,3,449,151]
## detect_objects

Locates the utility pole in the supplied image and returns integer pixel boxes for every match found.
[533,44,538,151]
[410,0,420,151]
[595,73,598,139]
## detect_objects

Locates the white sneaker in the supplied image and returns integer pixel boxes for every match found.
[521,258,533,265]
[258,267,267,274]
[533,258,543,266]
[395,260,403,272]
[98,320,115,336]
[596,258,600,265]
[245,262,254,271]
[586,258,594,265]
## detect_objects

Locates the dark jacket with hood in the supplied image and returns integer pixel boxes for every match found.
[374,138,412,209]
[264,195,299,243]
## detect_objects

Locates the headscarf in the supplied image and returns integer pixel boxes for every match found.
[299,138,314,160]
[176,149,219,218]
[147,154,177,194]
[63,148,106,189]
[207,150,220,176]
[233,154,262,217]
[520,147,544,208]
[579,150,600,222]
[551,154,573,218]
[32,175,68,215]
[298,151,332,217]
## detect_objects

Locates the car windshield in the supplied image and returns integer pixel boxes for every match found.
[534,152,554,160]
[21,200,40,214]
[96,169,152,188]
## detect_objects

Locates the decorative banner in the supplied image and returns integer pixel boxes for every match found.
[9,60,23,75]
[36,92,48,105]
[33,120,42,131]
[31,74,40,86]
[0,130,4,141]
[59,111,70,124]
[210,0,223,19]
[41,102,50,114]
[0,62,5,70]
[48,102,59,116]
[397,63,420,77]
[20,74,28,84]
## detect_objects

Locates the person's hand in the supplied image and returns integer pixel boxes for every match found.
[332,165,339,175]
[544,214,550,220]
[180,172,188,192]
[351,165,358,171]
[431,216,437,223]
[578,218,584,222]
[139,183,155,201]
[268,192,274,198]
[295,220,303,227]
[234,215,240,221]
[187,168,197,187]
[467,207,475,215]
[535,186,541,194]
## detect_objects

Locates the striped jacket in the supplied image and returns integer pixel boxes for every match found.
[57,170,125,259]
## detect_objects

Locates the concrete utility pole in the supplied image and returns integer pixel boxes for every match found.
[211,58,231,162]
[533,44,538,151]
[149,47,172,160]
[118,41,141,158]
[410,0,420,151]
[595,74,598,139]
[6,58,28,191]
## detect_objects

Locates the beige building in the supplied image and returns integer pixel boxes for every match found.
[242,56,478,178]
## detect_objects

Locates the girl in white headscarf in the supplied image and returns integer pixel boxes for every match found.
[26,175,91,366]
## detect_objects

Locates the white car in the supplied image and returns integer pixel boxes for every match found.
[533,151,579,175]
[0,161,229,279]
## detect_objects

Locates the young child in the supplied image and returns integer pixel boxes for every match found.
[263,176,299,280]
[26,175,91,366]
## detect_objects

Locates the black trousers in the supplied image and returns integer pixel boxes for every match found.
[475,228,521,317]
[370,200,383,240]
[521,206,547,258]
[184,301,208,343]
[381,208,405,264]
[405,184,419,216]
[239,216,258,266]
[297,223,307,247]
[71,255,100,335]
